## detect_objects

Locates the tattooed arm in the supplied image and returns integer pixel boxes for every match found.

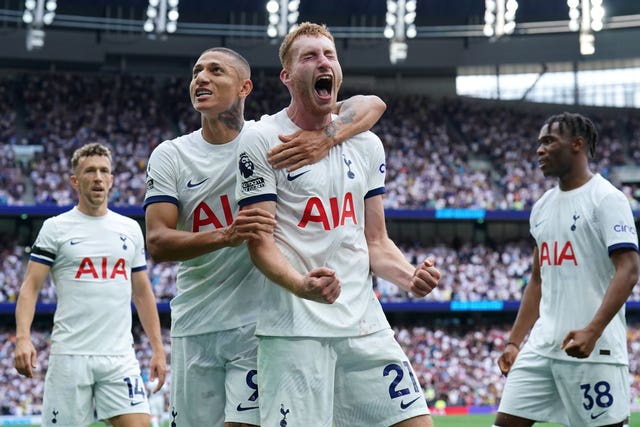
[268,95,386,171]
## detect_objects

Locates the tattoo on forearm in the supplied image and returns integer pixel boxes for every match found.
[338,108,356,124]
[325,121,338,138]
[218,101,243,131]
[325,106,356,139]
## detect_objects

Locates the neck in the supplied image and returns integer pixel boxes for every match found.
[76,202,108,217]
[200,103,245,144]
[286,100,331,131]
[559,168,594,191]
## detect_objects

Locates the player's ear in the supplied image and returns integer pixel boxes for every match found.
[280,68,290,85]
[572,135,586,153]
[239,79,253,98]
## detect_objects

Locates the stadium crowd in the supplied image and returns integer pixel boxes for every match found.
[0,72,639,210]
[0,237,532,304]
[6,236,640,304]
[4,320,640,416]
[2,70,640,419]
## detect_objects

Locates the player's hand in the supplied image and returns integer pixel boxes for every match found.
[561,328,599,359]
[14,338,37,378]
[295,267,341,304]
[497,343,519,376]
[268,129,334,171]
[409,257,440,298]
[226,208,276,246]
[148,351,167,392]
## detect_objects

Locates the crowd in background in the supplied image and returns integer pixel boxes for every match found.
[1,72,639,210]
[4,320,640,416]
[6,236,640,304]
[2,70,640,417]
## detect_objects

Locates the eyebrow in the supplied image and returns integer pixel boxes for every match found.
[193,61,224,71]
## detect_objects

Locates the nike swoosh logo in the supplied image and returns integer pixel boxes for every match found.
[534,220,545,227]
[286,170,309,181]
[590,411,606,420]
[236,403,259,411]
[187,178,208,188]
[70,240,81,245]
[130,401,145,406]
[400,396,421,410]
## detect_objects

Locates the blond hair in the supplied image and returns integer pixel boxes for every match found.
[279,22,335,69]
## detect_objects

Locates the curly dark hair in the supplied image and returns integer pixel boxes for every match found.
[543,112,599,159]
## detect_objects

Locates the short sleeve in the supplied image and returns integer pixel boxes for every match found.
[235,125,278,206]
[131,222,148,272]
[597,191,639,254]
[30,218,58,266]
[365,134,386,199]
[144,141,179,208]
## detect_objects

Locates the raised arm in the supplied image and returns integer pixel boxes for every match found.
[14,261,50,378]
[364,195,440,297]
[131,270,166,392]
[145,202,275,262]
[242,201,341,304]
[498,246,542,376]
[268,95,386,171]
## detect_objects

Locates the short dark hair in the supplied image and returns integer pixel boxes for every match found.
[200,47,251,80]
[543,112,599,158]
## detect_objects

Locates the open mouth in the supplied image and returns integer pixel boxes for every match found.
[195,88,212,98]
[314,75,332,99]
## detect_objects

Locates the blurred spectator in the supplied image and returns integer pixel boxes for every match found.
[5,319,640,415]
[1,72,639,209]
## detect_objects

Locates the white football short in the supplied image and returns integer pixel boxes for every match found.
[42,353,149,427]
[169,324,259,426]
[257,328,430,426]
[498,348,629,426]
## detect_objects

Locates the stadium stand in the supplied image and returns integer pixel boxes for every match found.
[2,1,640,422]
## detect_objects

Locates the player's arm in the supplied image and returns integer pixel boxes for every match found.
[242,201,340,304]
[145,202,276,262]
[268,95,386,171]
[498,246,542,375]
[562,248,640,359]
[14,260,50,378]
[131,270,166,392]
[364,195,440,298]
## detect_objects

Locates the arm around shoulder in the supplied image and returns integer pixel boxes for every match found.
[268,95,386,171]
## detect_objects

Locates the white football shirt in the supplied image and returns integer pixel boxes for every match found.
[30,207,147,355]
[236,109,390,337]
[528,173,638,364]
[144,126,263,337]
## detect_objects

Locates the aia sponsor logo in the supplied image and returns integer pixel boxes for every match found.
[192,195,234,232]
[75,257,128,280]
[298,192,356,230]
[539,241,577,266]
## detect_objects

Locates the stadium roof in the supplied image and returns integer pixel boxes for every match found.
[16,0,640,27]
[1,1,640,74]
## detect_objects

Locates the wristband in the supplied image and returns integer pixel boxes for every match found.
[506,341,520,349]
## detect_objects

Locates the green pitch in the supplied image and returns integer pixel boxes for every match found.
[22,413,640,426]
[433,414,563,426]
[432,413,639,426]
